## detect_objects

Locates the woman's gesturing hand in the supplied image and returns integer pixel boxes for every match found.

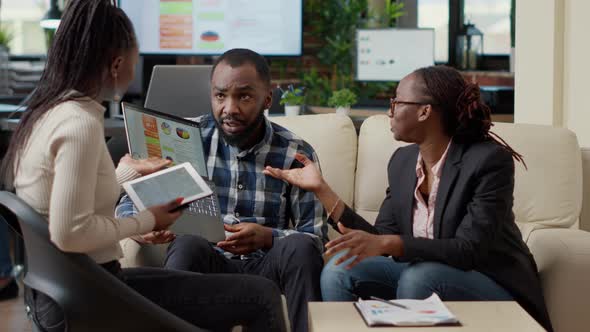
[263,153,324,193]
[325,223,403,269]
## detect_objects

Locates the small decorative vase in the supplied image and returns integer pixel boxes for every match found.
[335,106,351,116]
[285,105,301,116]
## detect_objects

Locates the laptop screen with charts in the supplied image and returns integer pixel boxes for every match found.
[122,102,225,243]
[122,102,208,178]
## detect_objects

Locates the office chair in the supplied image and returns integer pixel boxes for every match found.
[0,191,205,332]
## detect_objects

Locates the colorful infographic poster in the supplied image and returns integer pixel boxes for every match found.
[160,0,194,49]
[195,0,226,51]
[120,0,302,55]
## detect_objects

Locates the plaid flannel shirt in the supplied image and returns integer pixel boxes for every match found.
[116,114,328,258]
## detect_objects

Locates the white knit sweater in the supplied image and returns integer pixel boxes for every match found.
[14,96,155,264]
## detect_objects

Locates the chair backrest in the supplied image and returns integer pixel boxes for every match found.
[144,65,212,118]
[0,191,200,332]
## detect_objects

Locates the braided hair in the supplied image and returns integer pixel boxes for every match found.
[0,0,137,189]
[413,65,525,167]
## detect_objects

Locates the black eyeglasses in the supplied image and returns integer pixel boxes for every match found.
[388,98,436,117]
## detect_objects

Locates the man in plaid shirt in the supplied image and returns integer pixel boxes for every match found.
[116,49,327,332]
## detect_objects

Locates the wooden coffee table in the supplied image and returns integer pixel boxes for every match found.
[308,301,545,332]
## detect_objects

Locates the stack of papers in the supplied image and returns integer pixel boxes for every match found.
[354,293,460,327]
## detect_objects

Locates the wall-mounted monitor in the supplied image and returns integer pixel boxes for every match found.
[356,28,435,81]
[119,0,303,56]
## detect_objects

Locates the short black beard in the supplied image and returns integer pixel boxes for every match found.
[213,109,266,149]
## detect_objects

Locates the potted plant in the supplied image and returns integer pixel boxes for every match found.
[328,88,358,116]
[280,84,305,116]
[0,27,11,51]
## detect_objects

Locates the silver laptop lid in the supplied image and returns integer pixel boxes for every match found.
[145,65,213,118]
[121,102,209,179]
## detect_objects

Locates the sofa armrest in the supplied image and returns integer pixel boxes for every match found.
[527,228,590,332]
[580,147,590,231]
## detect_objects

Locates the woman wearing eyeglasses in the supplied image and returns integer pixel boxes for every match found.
[264,65,552,331]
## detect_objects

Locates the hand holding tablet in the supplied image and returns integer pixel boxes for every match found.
[148,198,184,231]
[122,162,214,211]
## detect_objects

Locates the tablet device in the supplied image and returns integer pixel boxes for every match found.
[122,163,213,211]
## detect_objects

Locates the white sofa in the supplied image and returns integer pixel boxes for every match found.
[122,113,590,332]
[274,114,590,332]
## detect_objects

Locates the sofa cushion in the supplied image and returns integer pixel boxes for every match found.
[491,122,582,239]
[355,116,582,240]
[354,115,410,223]
[271,114,358,239]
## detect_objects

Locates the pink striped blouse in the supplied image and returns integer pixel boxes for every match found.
[412,141,452,239]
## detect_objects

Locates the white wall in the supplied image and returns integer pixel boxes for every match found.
[514,0,563,126]
[515,0,590,147]
[563,0,590,147]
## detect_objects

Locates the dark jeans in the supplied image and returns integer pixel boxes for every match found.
[321,251,514,301]
[165,233,324,332]
[26,262,287,332]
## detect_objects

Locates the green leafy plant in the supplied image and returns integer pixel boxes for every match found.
[302,68,331,106]
[0,0,12,49]
[386,1,405,26]
[279,84,305,106]
[303,1,405,106]
[306,0,367,90]
[0,26,13,49]
[328,88,358,108]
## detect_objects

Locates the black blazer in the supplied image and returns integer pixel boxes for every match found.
[335,140,552,331]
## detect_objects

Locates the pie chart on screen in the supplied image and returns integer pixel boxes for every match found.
[160,122,171,135]
[200,31,220,42]
[176,128,190,139]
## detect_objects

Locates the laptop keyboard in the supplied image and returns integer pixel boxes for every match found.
[187,195,219,217]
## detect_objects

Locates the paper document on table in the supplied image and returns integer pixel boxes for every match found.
[354,293,460,327]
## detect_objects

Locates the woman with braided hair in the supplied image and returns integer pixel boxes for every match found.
[1,1,287,331]
[264,65,552,331]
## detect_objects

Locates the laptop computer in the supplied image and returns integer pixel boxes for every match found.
[121,102,225,243]
[144,65,212,118]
